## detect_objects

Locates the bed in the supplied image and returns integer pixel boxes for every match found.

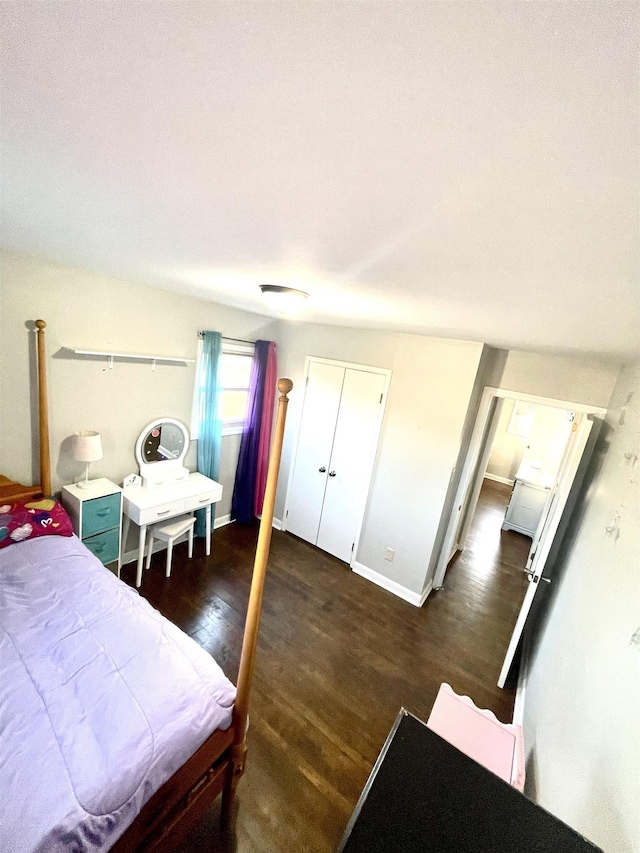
[1,320,293,852]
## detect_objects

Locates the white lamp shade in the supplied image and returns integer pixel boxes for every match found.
[73,431,103,462]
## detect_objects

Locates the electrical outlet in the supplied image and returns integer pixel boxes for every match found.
[384,547,395,562]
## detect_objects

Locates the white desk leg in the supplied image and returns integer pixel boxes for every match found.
[205,503,212,557]
[136,524,147,588]
[120,515,131,578]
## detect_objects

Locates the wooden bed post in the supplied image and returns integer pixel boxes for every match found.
[221,377,293,829]
[35,320,52,497]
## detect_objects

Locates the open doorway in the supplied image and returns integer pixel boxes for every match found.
[475,399,575,541]
[433,388,605,687]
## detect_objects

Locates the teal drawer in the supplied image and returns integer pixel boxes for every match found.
[82,492,121,538]
[83,527,120,565]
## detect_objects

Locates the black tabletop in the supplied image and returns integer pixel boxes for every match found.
[338,709,602,853]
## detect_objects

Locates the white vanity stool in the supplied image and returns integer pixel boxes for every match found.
[146,514,196,578]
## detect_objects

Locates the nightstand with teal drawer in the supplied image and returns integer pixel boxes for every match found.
[62,479,123,575]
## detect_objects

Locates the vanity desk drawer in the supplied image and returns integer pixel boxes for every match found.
[137,500,185,526]
[184,488,222,513]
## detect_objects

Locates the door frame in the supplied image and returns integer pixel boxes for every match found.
[432,386,606,590]
[282,356,392,568]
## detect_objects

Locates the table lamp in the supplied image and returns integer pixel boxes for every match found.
[73,430,103,489]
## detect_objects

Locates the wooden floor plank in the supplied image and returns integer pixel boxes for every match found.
[120,478,530,852]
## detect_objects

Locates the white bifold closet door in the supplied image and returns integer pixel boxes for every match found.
[285,362,344,547]
[286,361,386,563]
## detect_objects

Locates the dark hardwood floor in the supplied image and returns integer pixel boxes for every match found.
[120,478,531,853]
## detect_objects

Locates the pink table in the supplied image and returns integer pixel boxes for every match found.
[427,683,525,790]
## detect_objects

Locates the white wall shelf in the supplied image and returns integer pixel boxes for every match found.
[64,347,195,370]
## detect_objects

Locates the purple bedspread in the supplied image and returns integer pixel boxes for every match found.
[0,535,236,853]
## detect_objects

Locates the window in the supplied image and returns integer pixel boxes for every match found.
[191,339,254,438]
[507,401,535,437]
[218,345,254,428]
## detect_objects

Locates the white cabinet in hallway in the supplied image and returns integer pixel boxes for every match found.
[502,479,550,538]
[284,358,390,563]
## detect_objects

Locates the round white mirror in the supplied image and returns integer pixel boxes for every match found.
[135,418,190,486]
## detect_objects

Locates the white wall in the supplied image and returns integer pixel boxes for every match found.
[357,335,484,595]
[486,398,528,482]
[487,400,573,483]
[496,350,619,409]
[0,251,278,532]
[523,360,640,853]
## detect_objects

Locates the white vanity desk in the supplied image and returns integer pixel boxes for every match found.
[122,473,222,587]
[121,417,223,587]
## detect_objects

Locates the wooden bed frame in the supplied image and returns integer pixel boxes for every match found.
[3,320,293,851]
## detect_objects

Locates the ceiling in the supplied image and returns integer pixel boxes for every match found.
[2,2,638,357]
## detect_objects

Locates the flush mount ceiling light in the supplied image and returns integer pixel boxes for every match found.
[259,284,309,316]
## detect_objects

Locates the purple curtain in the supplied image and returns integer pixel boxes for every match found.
[254,342,278,516]
[231,340,275,524]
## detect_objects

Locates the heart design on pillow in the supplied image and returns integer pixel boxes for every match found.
[0,500,73,550]
[10,523,33,541]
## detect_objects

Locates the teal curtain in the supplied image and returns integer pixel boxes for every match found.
[196,331,222,536]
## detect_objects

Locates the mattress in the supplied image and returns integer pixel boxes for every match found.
[0,535,236,853]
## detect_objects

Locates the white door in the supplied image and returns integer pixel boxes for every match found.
[497,415,595,688]
[285,362,344,545]
[317,369,387,562]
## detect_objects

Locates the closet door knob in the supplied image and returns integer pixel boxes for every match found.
[328,471,337,477]
[318,466,327,473]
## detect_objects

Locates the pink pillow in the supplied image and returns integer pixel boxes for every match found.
[0,498,74,549]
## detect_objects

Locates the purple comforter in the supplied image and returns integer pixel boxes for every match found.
[0,535,236,853]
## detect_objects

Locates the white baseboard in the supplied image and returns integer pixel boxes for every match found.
[256,514,283,530]
[484,472,514,486]
[351,561,432,608]
[122,513,234,566]
[419,580,433,607]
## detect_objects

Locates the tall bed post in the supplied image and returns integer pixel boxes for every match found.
[35,320,52,497]
[221,377,293,828]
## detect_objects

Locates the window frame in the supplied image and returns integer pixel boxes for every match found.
[190,338,254,440]
[507,401,535,438]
